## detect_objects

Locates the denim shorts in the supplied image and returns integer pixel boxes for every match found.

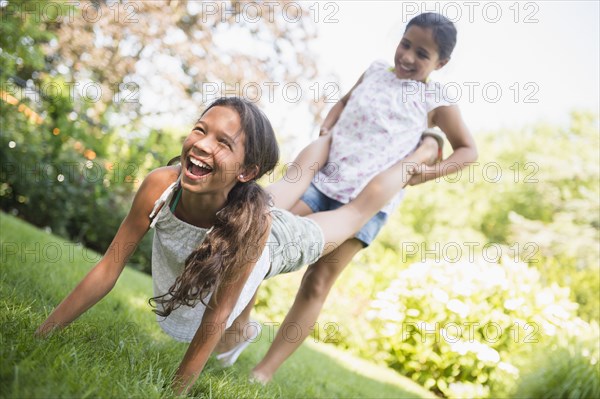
[300,183,388,247]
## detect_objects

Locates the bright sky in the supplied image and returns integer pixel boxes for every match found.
[143,1,600,153]
[308,1,599,134]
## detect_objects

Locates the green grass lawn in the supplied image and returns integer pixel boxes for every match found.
[0,212,434,398]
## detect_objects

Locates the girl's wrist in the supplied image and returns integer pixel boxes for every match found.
[319,126,330,136]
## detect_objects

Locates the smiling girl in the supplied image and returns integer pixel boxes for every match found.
[251,12,477,383]
[34,96,440,395]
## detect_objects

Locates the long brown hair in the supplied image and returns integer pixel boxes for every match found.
[149,97,279,317]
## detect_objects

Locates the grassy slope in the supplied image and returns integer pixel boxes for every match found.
[0,212,434,399]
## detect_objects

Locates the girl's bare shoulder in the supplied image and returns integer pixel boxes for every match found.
[144,165,181,187]
[133,165,181,209]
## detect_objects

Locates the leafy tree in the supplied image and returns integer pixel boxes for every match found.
[1,0,324,272]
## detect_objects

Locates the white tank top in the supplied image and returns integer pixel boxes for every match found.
[148,177,270,342]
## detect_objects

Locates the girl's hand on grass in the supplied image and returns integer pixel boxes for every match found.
[171,376,193,396]
[34,321,58,339]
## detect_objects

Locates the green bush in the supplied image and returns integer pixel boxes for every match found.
[0,103,155,272]
[363,257,595,398]
[0,0,198,274]
[256,113,599,398]
[514,322,599,399]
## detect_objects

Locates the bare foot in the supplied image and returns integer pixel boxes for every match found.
[420,135,440,165]
[214,320,260,354]
[249,369,271,385]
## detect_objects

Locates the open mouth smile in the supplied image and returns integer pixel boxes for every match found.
[185,156,214,179]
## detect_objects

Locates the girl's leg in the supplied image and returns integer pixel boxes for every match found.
[265,135,331,211]
[250,136,439,382]
[214,292,259,354]
[309,137,437,253]
[214,200,315,359]
[251,238,363,382]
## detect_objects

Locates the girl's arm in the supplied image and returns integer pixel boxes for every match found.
[408,104,478,185]
[34,167,178,337]
[319,72,365,136]
[266,134,331,210]
[171,216,272,395]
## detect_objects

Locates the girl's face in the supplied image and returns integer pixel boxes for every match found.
[180,106,251,195]
[393,25,448,82]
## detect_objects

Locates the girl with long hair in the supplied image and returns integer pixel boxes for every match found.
[35,97,441,394]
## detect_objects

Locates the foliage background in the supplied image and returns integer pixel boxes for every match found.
[1,1,599,398]
[256,112,600,397]
[1,0,324,270]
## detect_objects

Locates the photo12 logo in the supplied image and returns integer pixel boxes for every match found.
[199,81,341,105]
[401,1,540,24]
[1,80,139,106]
[1,1,140,24]
[195,1,340,24]
[402,320,540,344]
[400,81,540,105]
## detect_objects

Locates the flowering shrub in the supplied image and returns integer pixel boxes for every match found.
[365,257,597,398]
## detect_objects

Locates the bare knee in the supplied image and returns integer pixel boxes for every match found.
[298,266,337,302]
[297,240,362,301]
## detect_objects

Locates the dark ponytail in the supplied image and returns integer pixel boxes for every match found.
[150,181,271,316]
[149,97,279,317]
